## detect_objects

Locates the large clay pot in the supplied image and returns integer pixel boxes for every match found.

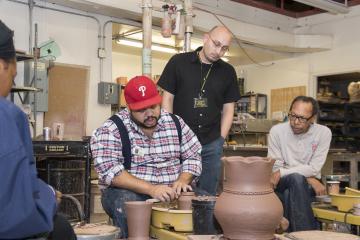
[125,201,153,240]
[214,156,283,240]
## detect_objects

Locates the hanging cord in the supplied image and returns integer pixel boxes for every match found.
[193,5,274,67]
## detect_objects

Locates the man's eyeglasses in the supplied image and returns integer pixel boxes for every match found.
[288,113,314,123]
[208,34,229,52]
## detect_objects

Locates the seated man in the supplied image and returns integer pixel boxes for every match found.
[0,20,75,239]
[90,76,202,239]
[268,96,332,232]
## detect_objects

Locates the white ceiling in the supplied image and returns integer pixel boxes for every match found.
[112,22,298,66]
[41,0,340,66]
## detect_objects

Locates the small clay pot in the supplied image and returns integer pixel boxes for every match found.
[178,191,195,210]
[327,181,340,195]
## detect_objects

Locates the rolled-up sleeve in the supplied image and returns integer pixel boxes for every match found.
[178,118,202,177]
[90,122,124,186]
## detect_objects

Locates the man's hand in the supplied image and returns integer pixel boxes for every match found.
[149,185,177,202]
[172,180,192,196]
[271,170,281,189]
[55,190,62,205]
[307,177,326,196]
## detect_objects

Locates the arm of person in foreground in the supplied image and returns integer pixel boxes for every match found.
[0,105,56,238]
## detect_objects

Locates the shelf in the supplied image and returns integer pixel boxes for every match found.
[11,86,41,92]
[319,117,345,122]
[318,101,346,105]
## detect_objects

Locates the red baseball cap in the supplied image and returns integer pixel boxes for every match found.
[124,76,162,111]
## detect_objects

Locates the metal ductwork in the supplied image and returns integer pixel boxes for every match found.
[293,0,350,14]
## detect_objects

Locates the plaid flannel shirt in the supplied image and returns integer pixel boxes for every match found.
[90,109,202,187]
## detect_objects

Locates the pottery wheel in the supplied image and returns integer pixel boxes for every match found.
[285,230,359,240]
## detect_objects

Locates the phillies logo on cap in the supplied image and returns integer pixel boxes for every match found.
[139,85,146,97]
[124,75,162,111]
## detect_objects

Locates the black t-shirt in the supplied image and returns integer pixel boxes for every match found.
[158,48,240,145]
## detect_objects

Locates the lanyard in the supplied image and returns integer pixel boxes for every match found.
[198,53,213,97]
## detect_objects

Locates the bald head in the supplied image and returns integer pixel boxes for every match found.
[208,26,232,38]
[199,26,232,64]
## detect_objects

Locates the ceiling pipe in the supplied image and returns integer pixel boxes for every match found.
[142,0,152,78]
[28,0,34,54]
[293,0,349,14]
[184,0,193,52]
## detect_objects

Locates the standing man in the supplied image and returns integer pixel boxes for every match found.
[268,96,332,232]
[158,26,240,195]
[91,76,202,239]
[0,20,75,239]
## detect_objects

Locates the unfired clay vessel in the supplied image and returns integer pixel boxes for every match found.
[327,181,340,195]
[178,191,196,210]
[214,156,283,240]
[125,201,153,240]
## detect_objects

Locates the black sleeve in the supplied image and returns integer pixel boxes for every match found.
[157,54,178,94]
[223,65,241,103]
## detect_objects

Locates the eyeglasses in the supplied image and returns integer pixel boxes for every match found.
[208,34,229,52]
[288,113,314,123]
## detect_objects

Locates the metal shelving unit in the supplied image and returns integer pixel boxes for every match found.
[10,24,47,137]
[10,52,39,134]
[236,93,267,119]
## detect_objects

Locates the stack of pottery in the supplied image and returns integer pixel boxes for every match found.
[214,156,283,240]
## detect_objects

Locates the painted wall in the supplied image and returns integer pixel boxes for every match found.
[1,1,171,136]
[238,5,360,117]
[1,0,113,136]
[4,0,360,131]
[112,52,169,81]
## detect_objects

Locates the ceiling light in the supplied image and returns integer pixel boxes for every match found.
[221,57,229,62]
[116,39,178,54]
[293,0,349,14]
[152,45,178,54]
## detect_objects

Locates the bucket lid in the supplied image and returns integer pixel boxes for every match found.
[327,181,340,184]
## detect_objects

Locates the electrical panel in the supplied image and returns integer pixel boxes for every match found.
[24,61,49,112]
[98,82,119,104]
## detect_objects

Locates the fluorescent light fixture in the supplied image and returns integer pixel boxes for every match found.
[116,39,178,54]
[293,0,349,14]
[152,45,178,54]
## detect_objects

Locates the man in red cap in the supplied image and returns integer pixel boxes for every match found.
[91,76,202,238]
